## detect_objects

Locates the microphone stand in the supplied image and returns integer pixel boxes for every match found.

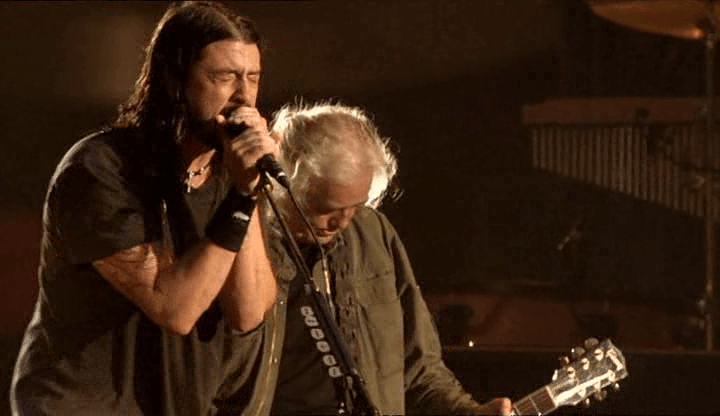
[700,0,717,352]
[259,174,380,416]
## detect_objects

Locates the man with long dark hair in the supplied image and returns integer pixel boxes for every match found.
[11,2,277,414]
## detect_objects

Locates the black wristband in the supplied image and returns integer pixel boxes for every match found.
[205,187,258,252]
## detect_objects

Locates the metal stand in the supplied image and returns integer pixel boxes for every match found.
[702,0,717,352]
[585,0,720,350]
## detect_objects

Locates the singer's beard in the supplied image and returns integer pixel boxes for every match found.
[185,117,222,151]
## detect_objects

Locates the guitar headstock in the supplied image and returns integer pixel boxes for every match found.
[548,338,628,408]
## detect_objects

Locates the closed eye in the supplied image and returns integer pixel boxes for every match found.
[312,202,366,216]
[247,72,261,84]
[208,70,236,83]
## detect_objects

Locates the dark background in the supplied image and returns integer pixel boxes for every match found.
[1,0,719,414]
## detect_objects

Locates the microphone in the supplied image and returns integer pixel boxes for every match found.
[224,120,290,189]
[257,154,290,189]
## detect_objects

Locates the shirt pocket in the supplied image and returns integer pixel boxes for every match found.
[355,267,398,305]
[354,268,404,377]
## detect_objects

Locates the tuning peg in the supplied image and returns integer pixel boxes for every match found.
[571,346,586,358]
[582,398,591,407]
[593,390,608,401]
[611,383,621,392]
[584,337,600,349]
[559,355,570,365]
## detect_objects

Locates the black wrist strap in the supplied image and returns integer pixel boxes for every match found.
[205,187,258,252]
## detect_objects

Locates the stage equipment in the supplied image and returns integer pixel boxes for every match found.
[588,0,720,40]
[538,0,720,351]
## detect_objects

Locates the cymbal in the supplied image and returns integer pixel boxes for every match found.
[587,0,720,40]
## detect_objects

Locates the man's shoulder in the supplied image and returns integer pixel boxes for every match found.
[350,207,399,244]
[62,127,143,164]
[53,127,152,178]
[353,206,392,229]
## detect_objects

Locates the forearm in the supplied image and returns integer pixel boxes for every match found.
[404,300,485,414]
[93,189,264,335]
[93,237,238,335]
[406,364,485,415]
[156,240,240,331]
[387,223,484,413]
[217,205,277,332]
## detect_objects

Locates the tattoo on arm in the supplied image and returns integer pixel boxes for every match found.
[93,241,173,294]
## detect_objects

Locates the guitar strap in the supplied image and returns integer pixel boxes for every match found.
[296,245,358,414]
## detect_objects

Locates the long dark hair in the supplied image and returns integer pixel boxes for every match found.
[114,1,263,143]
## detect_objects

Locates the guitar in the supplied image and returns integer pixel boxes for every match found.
[512,338,628,415]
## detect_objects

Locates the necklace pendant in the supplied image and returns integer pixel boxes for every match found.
[183,163,209,193]
[185,171,196,193]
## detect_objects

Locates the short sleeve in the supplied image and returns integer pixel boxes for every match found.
[47,134,161,264]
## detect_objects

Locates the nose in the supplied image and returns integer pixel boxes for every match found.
[327,207,357,231]
[230,78,251,105]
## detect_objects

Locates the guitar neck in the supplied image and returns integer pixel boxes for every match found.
[512,386,557,416]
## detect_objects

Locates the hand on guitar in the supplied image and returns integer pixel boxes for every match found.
[476,397,514,415]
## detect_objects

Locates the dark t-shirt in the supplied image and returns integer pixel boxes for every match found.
[11,128,263,416]
[271,246,341,416]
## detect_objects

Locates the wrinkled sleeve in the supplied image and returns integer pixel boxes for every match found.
[378,215,486,415]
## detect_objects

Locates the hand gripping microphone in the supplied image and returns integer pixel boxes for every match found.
[225,120,290,189]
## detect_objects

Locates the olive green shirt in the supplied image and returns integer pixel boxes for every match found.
[243,207,485,415]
